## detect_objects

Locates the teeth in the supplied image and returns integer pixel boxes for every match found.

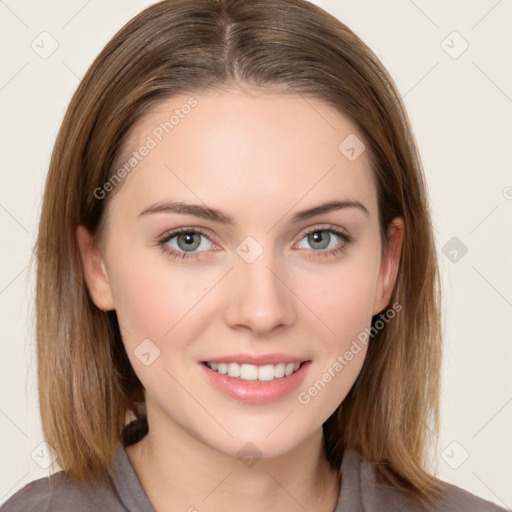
[274,363,285,379]
[227,363,240,377]
[258,364,275,381]
[206,361,302,381]
[241,363,258,380]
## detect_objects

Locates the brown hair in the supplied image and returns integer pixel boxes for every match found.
[33,0,442,501]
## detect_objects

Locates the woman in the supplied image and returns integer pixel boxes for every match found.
[1,0,505,510]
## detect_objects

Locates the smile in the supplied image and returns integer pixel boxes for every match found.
[204,361,302,382]
[200,358,312,404]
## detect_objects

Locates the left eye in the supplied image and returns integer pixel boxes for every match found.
[296,228,350,253]
[162,230,214,253]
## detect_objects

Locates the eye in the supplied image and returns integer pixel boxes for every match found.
[158,228,217,260]
[157,225,353,262]
[295,226,352,258]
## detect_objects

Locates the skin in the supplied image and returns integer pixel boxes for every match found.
[77,88,403,512]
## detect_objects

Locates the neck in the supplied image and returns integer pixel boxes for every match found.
[126,416,340,512]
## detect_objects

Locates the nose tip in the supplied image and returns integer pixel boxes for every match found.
[223,258,296,335]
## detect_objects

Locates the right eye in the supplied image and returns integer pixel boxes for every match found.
[158,228,218,260]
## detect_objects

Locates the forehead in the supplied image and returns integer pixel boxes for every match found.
[106,89,377,224]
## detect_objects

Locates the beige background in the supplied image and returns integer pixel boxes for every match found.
[1,0,511,508]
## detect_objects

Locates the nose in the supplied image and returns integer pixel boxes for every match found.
[223,250,297,336]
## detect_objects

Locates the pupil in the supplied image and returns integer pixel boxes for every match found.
[179,232,200,251]
[310,231,329,249]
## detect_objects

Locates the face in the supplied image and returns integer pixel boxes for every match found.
[78,89,402,460]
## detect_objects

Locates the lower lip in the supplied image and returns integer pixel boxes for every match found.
[199,361,312,404]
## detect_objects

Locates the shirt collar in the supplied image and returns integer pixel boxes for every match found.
[111,440,156,512]
[111,440,362,512]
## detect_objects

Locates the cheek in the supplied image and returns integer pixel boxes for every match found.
[108,264,211,398]
[298,258,380,342]
[289,259,380,415]
[109,257,209,346]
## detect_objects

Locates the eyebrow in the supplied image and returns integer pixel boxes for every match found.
[138,199,369,224]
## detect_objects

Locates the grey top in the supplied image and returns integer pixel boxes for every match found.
[1,441,506,511]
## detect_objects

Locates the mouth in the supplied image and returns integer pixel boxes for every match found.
[202,361,304,382]
[199,356,312,404]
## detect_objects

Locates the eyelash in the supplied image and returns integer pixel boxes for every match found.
[157,225,353,261]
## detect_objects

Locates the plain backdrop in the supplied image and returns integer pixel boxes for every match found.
[1,0,511,508]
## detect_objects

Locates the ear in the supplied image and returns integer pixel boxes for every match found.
[76,225,115,311]
[372,217,404,315]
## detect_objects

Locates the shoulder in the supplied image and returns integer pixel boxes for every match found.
[339,448,508,512]
[375,475,507,512]
[0,471,122,512]
[431,479,508,512]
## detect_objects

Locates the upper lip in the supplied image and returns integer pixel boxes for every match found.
[201,353,310,365]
